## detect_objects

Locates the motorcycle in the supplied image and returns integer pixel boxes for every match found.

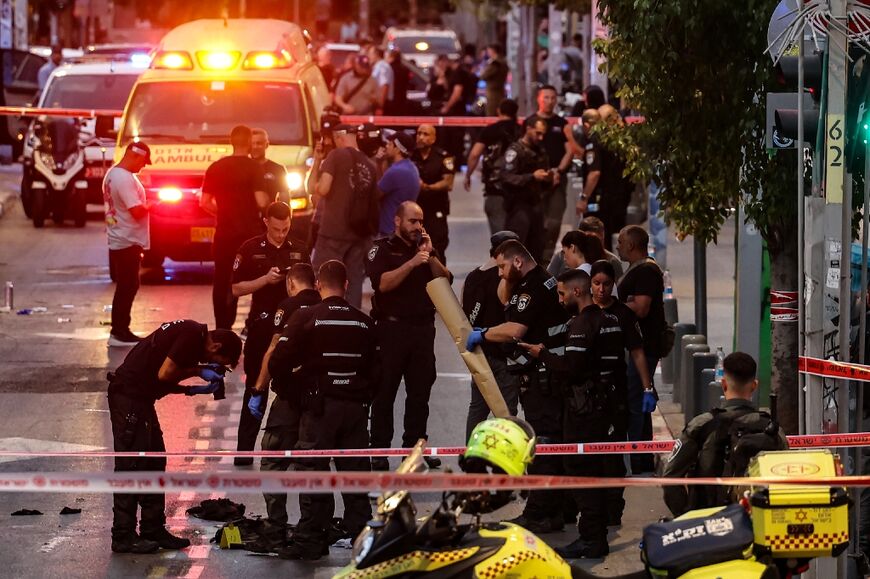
[334,444,849,579]
[21,117,91,228]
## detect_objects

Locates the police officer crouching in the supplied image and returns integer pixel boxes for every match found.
[268,260,378,560]
[248,263,322,550]
[108,320,241,553]
[466,239,569,534]
[231,201,309,466]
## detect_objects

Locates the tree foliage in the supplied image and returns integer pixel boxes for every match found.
[595,0,795,249]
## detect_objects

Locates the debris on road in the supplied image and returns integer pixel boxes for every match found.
[11,509,44,516]
[59,507,81,515]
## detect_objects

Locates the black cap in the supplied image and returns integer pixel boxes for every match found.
[126,141,152,165]
[387,131,415,155]
[357,122,382,141]
[332,123,356,135]
[490,230,519,250]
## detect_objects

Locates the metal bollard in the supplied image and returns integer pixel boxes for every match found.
[690,352,718,418]
[680,342,709,412]
[675,333,705,404]
[704,373,722,412]
[659,299,681,384]
[670,325,698,393]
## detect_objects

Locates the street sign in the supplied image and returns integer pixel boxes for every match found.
[767,0,801,62]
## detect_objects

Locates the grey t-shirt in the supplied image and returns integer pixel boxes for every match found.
[335,72,379,114]
[318,147,378,241]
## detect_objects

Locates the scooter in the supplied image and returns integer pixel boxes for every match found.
[21,117,90,228]
[334,444,849,579]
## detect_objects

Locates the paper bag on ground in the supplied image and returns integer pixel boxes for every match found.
[426,277,510,418]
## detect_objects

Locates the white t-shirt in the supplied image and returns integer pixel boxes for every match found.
[372,59,395,101]
[579,262,618,297]
[103,166,149,251]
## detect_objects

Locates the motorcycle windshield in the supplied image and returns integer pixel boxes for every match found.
[44,119,79,161]
[376,440,427,515]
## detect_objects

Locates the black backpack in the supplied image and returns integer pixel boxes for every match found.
[346,150,379,237]
[482,124,520,190]
[700,406,788,505]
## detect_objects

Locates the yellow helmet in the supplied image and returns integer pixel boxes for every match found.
[461,417,536,477]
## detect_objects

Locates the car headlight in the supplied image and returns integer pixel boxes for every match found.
[286,170,304,191]
[351,526,376,565]
[288,196,308,211]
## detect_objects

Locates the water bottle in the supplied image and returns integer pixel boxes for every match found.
[715,347,725,383]
[663,270,673,299]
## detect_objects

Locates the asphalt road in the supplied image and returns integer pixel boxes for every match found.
[0,164,669,578]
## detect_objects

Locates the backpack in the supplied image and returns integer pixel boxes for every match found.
[346,150,379,237]
[699,407,788,505]
[482,123,520,190]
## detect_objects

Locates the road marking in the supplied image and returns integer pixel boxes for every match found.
[0,437,104,464]
[186,546,211,560]
[448,216,488,223]
[39,536,71,553]
[35,328,110,341]
[194,440,209,450]
[183,565,205,579]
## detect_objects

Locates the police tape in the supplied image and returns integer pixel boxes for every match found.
[798,356,870,382]
[1,431,869,459]
[0,470,866,495]
[0,106,643,128]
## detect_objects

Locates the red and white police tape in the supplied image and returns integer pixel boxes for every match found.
[0,105,644,128]
[0,470,865,495]
[798,356,870,382]
[1,431,870,459]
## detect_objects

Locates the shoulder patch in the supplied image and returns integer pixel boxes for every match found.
[504,149,517,163]
[232,254,241,271]
[274,309,284,327]
[544,276,557,290]
[517,293,531,312]
[667,439,683,463]
[585,152,595,165]
[509,294,518,305]
[368,245,378,261]
[443,156,455,172]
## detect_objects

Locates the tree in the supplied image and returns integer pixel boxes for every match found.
[594,0,801,432]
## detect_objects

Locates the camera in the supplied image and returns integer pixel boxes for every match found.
[357,123,384,158]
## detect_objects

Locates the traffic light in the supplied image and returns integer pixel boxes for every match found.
[846,52,870,171]
[772,54,823,145]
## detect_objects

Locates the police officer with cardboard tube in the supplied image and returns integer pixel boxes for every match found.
[366,201,451,471]
[230,201,309,466]
[247,263,321,551]
[465,239,569,534]
[108,320,241,554]
[268,260,378,561]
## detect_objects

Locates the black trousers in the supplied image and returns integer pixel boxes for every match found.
[108,390,167,539]
[109,245,142,335]
[519,380,565,522]
[422,211,449,265]
[212,237,245,330]
[261,399,305,530]
[370,320,436,449]
[293,399,372,550]
[237,320,272,452]
[505,202,545,263]
[563,402,626,545]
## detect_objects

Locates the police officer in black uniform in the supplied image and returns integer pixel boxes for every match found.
[246,263,322,549]
[492,117,556,263]
[231,201,309,465]
[268,260,378,560]
[366,200,451,471]
[466,239,569,533]
[412,124,455,262]
[575,110,605,239]
[108,320,241,554]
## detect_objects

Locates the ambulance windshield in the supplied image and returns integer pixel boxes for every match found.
[121,81,307,146]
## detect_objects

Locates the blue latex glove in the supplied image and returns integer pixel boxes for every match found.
[642,389,658,413]
[198,367,224,382]
[189,378,223,395]
[248,393,264,420]
[466,328,486,351]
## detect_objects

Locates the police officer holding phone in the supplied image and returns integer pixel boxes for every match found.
[231,201,309,465]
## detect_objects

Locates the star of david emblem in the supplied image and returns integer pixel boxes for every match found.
[483,434,499,450]
[795,509,808,522]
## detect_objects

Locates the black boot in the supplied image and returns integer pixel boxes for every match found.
[111,534,160,554]
[140,527,191,549]
[555,538,609,559]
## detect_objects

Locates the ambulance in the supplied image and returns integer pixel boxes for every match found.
[115,19,329,267]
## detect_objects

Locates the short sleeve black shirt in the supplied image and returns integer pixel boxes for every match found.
[202,155,264,243]
[446,67,475,115]
[617,260,666,352]
[412,146,454,215]
[526,113,568,167]
[505,266,570,352]
[232,234,310,321]
[113,320,207,401]
[597,300,643,380]
[462,265,505,358]
[365,234,435,321]
[259,159,288,202]
[273,289,322,335]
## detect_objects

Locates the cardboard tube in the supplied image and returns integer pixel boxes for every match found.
[426,277,510,418]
